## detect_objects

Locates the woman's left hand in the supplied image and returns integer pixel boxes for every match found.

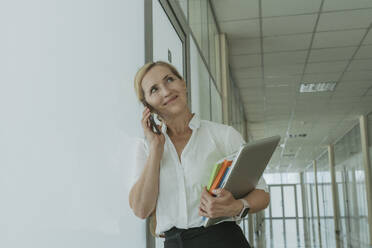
[199,187,242,218]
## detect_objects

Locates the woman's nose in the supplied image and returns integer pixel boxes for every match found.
[160,85,172,97]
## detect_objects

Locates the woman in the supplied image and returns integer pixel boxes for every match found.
[129,61,270,248]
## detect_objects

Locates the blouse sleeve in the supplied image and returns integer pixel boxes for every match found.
[256,176,269,193]
[223,126,246,155]
[130,138,149,189]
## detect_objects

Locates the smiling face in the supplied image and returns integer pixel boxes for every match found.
[141,65,188,118]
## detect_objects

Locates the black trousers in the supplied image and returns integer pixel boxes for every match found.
[163,221,251,248]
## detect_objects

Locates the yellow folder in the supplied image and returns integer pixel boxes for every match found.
[207,163,222,190]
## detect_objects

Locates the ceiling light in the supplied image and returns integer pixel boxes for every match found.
[299,81,337,93]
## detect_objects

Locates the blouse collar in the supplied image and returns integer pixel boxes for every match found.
[161,113,200,133]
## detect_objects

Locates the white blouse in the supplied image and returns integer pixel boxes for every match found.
[131,113,268,235]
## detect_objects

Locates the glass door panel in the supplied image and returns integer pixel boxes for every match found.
[296,185,303,217]
[270,186,283,218]
[283,186,296,218]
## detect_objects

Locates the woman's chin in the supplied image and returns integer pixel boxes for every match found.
[162,104,188,116]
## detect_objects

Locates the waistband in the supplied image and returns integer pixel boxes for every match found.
[164,221,236,241]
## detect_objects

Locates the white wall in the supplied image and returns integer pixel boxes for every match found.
[0,1,147,247]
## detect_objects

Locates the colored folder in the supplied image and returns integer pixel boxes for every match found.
[218,167,231,188]
[207,163,222,190]
[208,159,232,194]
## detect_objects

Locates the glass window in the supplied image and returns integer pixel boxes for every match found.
[190,35,211,120]
[334,123,368,243]
[200,0,209,65]
[283,186,296,217]
[263,172,301,184]
[281,173,300,184]
[311,184,317,218]
[296,185,303,217]
[263,173,282,185]
[324,184,333,216]
[188,0,202,45]
[210,79,222,124]
[270,186,283,218]
[315,151,332,221]
[173,0,188,21]
[207,0,218,84]
[229,80,246,133]
[318,184,324,217]
[188,0,209,65]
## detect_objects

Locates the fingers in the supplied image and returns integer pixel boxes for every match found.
[213,188,232,199]
[142,107,150,123]
[200,195,209,207]
[199,200,220,218]
[199,196,211,217]
[199,204,209,217]
[141,108,165,144]
[202,187,214,201]
[200,187,218,218]
[200,187,236,219]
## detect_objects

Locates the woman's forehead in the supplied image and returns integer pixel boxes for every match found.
[142,65,172,87]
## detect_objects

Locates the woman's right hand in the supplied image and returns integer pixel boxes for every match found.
[141,107,165,151]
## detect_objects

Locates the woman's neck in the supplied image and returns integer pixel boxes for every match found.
[163,111,194,137]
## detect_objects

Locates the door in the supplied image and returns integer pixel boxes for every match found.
[153,0,186,79]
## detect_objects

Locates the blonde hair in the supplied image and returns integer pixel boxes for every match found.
[134,61,183,103]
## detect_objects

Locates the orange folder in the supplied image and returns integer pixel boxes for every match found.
[208,159,232,194]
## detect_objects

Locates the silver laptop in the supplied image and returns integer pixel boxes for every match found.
[203,135,280,227]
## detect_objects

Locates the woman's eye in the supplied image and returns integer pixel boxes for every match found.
[167,77,174,82]
[151,87,157,94]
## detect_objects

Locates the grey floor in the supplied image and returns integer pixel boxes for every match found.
[254,218,372,248]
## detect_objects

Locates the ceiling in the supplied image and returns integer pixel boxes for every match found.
[210,0,372,172]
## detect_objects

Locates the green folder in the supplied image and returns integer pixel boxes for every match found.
[207,163,222,190]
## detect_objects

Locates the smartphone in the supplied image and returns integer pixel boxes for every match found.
[142,101,162,135]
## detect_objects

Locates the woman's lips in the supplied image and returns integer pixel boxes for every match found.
[164,96,178,105]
